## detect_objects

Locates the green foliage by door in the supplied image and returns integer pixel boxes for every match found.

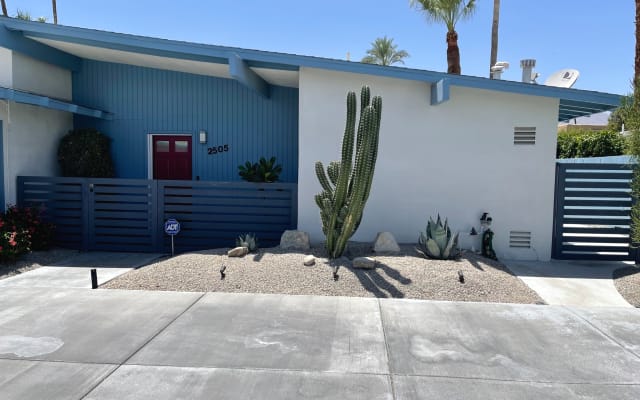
[315,86,382,259]
[57,128,115,178]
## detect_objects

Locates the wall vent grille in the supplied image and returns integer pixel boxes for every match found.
[514,127,536,145]
[509,231,532,248]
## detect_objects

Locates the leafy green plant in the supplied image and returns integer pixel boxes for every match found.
[315,86,382,259]
[238,157,282,183]
[236,233,258,252]
[416,215,460,260]
[57,128,115,177]
[556,129,626,159]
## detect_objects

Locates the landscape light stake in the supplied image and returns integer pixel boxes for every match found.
[90,268,98,289]
[220,265,226,280]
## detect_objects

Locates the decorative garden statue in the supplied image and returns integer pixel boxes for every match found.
[482,229,497,260]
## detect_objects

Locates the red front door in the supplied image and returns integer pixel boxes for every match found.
[153,135,192,180]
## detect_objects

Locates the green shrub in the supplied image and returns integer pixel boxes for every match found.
[0,205,54,261]
[557,129,626,159]
[238,156,282,183]
[57,128,115,177]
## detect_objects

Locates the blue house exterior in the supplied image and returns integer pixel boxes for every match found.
[0,16,627,258]
[73,60,299,181]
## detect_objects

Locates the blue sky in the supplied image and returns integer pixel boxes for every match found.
[7,1,635,95]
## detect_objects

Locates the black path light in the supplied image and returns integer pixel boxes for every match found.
[90,268,98,289]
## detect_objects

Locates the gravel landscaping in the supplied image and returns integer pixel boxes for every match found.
[0,248,78,280]
[613,266,640,307]
[103,244,544,304]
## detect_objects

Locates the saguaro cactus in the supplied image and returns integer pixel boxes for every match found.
[315,86,382,259]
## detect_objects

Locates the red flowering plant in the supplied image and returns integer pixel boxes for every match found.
[0,205,55,261]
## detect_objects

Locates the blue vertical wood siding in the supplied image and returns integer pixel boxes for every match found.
[72,60,299,182]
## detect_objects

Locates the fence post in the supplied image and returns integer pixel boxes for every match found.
[290,184,298,230]
[81,179,91,251]
[155,180,165,253]
[151,180,160,253]
[16,176,24,207]
[551,163,566,260]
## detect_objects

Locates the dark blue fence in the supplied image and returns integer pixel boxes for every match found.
[17,177,297,253]
[552,163,636,261]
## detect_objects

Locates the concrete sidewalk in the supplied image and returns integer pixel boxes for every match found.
[0,288,639,399]
[504,259,634,307]
[0,252,162,289]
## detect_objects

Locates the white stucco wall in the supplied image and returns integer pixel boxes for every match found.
[12,52,72,100]
[0,50,74,207]
[3,103,72,206]
[0,48,12,88]
[298,67,559,261]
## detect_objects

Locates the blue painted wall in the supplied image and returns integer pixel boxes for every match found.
[72,60,299,182]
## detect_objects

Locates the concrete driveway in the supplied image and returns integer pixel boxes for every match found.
[0,288,639,399]
[504,259,634,307]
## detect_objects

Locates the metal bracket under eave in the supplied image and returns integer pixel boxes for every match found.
[430,78,450,105]
[228,53,270,98]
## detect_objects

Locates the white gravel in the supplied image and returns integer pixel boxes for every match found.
[104,244,543,304]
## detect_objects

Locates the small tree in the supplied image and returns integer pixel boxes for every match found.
[57,128,115,177]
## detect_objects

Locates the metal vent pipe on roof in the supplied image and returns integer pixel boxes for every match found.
[520,59,537,83]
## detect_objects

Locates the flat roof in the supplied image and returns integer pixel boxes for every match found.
[0,17,622,121]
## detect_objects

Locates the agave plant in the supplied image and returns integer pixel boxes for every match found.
[416,215,460,260]
[236,233,258,252]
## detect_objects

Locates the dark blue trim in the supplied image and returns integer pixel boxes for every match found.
[229,53,269,98]
[0,86,112,119]
[430,78,450,105]
[0,24,81,71]
[0,17,622,121]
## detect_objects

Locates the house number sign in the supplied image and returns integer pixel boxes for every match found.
[207,144,229,155]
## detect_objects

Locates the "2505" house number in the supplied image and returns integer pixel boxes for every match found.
[207,144,229,155]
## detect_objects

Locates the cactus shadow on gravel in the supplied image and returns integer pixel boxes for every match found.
[352,262,412,298]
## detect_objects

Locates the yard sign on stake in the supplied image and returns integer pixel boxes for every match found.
[164,218,180,256]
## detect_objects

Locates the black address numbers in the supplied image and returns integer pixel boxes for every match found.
[207,144,229,155]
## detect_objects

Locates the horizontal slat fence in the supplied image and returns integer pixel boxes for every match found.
[552,163,636,261]
[17,176,297,253]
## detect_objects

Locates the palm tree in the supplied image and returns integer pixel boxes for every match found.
[52,0,57,24]
[490,0,500,78]
[361,36,409,66]
[1,1,7,17]
[15,9,31,20]
[410,0,476,74]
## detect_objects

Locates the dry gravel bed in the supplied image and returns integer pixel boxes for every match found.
[104,244,544,304]
[0,248,78,280]
[613,266,640,307]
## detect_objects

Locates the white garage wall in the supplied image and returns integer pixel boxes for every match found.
[298,67,559,261]
[12,52,72,100]
[3,103,72,206]
[0,48,12,88]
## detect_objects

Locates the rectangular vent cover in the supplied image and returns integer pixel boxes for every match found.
[514,127,536,145]
[509,231,532,248]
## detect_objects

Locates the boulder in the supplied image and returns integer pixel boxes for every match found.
[280,230,311,251]
[228,246,248,257]
[303,255,316,266]
[373,232,400,253]
[352,256,376,269]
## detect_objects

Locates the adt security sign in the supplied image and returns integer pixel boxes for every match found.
[164,219,180,235]
[164,219,180,256]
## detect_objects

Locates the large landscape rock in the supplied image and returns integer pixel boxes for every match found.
[303,255,316,266]
[352,256,377,269]
[373,232,400,253]
[227,246,248,257]
[280,230,310,251]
